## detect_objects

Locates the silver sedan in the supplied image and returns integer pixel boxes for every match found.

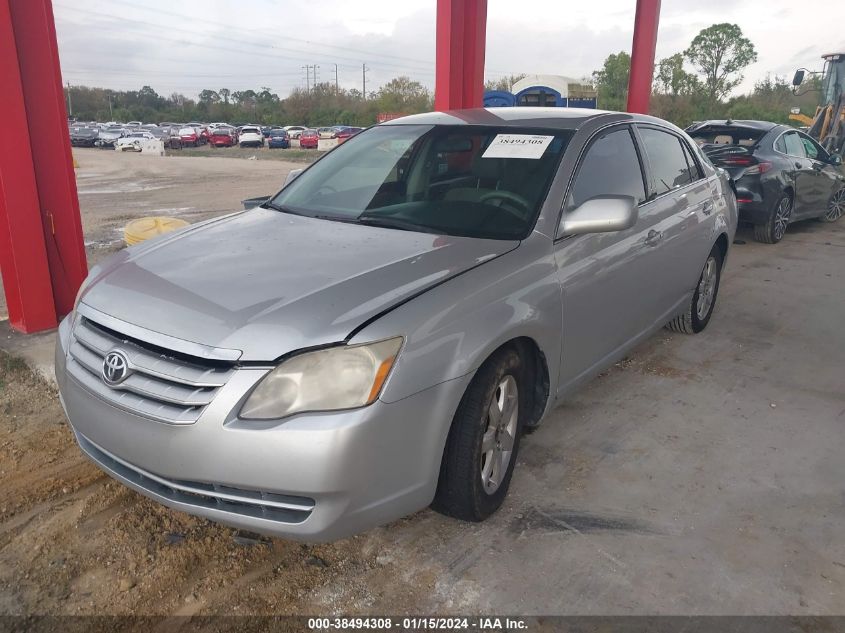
[55,107,737,541]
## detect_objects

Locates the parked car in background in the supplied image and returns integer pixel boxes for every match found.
[334,126,363,144]
[210,127,237,147]
[69,125,99,147]
[261,126,274,138]
[95,126,127,148]
[688,120,845,243]
[299,129,319,149]
[284,125,307,139]
[239,126,264,148]
[267,128,290,149]
[57,107,736,542]
[126,121,143,127]
[317,127,337,139]
[161,126,183,150]
[179,127,200,147]
[115,131,156,152]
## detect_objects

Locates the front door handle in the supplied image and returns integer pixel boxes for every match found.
[702,200,714,215]
[645,229,664,247]
[795,162,803,170]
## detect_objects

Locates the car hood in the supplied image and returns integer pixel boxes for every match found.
[81,208,517,361]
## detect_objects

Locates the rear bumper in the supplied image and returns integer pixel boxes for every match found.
[55,315,469,542]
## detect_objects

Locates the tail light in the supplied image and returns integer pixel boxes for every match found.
[743,161,772,175]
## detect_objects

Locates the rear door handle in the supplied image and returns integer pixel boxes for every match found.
[795,162,803,170]
[702,200,714,215]
[645,229,664,247]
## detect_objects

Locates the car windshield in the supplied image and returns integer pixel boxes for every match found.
[268,124,571,240]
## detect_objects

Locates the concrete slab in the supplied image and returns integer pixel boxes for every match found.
[0,320,56,383]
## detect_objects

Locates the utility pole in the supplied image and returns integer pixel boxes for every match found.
[107,94,113,119]
[362,63,369,100]
[66,81,72,117]
[334,63,339,96]
[301,65,310,92]
[313,65,320,88]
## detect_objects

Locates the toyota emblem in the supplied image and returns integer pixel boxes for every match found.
[102,350,130,386]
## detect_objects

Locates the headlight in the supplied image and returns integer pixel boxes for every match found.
[239,337,403,420]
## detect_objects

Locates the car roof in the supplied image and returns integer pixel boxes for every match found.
[381,107,648,130]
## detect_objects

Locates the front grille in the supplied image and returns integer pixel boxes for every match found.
[77,432,314,524]
[67,316,234,424]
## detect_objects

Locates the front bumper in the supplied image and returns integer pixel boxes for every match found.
[55,316,468,542]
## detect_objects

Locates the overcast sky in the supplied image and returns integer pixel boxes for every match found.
[53,0,840,99]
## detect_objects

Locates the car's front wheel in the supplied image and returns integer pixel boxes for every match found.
[666,244,723,334]
[432,346,524,521]
[820,187,845,223]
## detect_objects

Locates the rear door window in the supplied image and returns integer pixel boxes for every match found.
[782,132,807,158]
[568,126,646,208]
[638,127,695,195]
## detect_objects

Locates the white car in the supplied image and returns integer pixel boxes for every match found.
[283,125,307,139]
[115,131,156,152]
[238,126,264,148]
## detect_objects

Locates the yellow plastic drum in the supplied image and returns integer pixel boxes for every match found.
[124,216,189,246]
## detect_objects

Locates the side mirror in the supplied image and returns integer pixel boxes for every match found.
[284,168,303,187]
[559,195,638,236]
[792,70,805,87]
[829,154,843,166]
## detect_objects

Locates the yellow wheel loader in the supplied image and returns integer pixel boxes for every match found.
[791,52,845,155]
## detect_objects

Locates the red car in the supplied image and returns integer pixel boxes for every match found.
[299,129,319,149]
[335,126,363,144]
[178,126,200,147]
[210,127,236,147]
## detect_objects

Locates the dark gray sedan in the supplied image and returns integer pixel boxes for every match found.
[56,108,737,541]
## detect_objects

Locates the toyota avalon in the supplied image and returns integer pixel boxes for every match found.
[56,108,737,541]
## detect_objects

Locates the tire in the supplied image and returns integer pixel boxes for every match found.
[754,193,792,243]
[666,244,723,335]
[432,347,524,521]
[820,187,845,223]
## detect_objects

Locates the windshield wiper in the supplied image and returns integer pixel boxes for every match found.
[262,200,310,216]
[356,214,441,234]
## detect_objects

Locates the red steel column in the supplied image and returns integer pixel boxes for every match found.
[9,0,88,320]
[626,0,661,114]
[435,0,488,111]
[0,0,58,332]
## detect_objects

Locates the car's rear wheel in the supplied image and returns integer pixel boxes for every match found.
[820,187,845,223]
[432,347,524,521]
[666,244,723,335]
[754,193,792,243]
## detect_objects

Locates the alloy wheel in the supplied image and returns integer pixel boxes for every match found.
[773,196,792,241]
[480,375,519,495]
[824,188,845,222]
[696,256,718,321]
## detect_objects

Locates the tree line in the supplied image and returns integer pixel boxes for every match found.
[66,76,433,126]
[593,23,820,128]
[67,23,817,130]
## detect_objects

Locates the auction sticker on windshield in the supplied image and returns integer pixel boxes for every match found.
[482,134,554,159]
